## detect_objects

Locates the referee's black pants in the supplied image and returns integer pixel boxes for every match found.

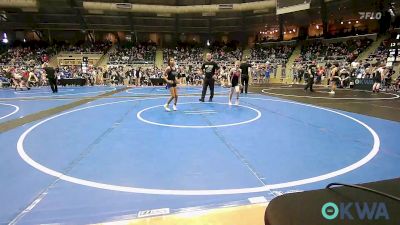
[304,80,314,92]
[241,75,249,94]
[200,77,215,101]
[49,78,58,93]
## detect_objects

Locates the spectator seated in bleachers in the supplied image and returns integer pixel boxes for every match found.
[59,40,112,54]
[296,38,372,66]
[250,44,294,65]
[367,38,392,63]
[108,41,156,65]
[209,41,242,65]
[0,40,56,67]
[0,68,11,87]
[163,42,204,66]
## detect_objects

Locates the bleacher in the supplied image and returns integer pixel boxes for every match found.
[0,41,56,67]
[209,41,242,66]
[108,42,157,66]
[250,42,295,65]
[163,43,204,68]
[296,37,373,65]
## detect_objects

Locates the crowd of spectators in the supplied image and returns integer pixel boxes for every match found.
[1,36,397,90]
[209,41,242,64]
[104,64,205,86]
[0,41,56,67]
[0,65,49,88]
[367,38,391,62]
[297,38,372,64]
[163,42,203,66]
[250,44,294,65]
[108,42,156,65]
[59,40,112,53]
[289,58,398,92]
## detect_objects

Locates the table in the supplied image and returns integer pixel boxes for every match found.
[352,78,374,90]
[150,78,165,86]
[59,78,87,86]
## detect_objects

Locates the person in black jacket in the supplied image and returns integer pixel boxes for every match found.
[199,53,219,102]
[43,62,57,93]
[135,67,141,86]
[298,65,304,83]
[240,58,252,94]
[304,65,315,92]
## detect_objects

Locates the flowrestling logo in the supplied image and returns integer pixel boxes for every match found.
[321,202,390,221]
[359,12,382,20]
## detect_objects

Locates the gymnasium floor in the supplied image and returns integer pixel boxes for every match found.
[0,85,399,224]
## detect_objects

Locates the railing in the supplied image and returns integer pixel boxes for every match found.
[107,63,156,68]
[59,51,104,55]
[250,59,288,65]
[58,52,104,58]
[305,33,378,44]
[108,60,155,65]
[257,40,297,46]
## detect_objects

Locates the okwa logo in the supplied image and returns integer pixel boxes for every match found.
[321,202,389,220]
[355,79,374,85]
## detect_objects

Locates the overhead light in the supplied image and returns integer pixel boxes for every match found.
[283,32,286,34]
[316,25,320,29]
[206,40,210,46]
[356,20,359,23]
[293,29,296,32]
[348,21,351,24]
[289,31,292,33]
[23,38,26,43]
[275,29,278,32]
[340,21,344,24]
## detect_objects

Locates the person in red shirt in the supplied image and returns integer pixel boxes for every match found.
[316,66,325,84]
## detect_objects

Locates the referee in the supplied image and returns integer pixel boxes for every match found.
[43,62,58,93]
[199,53,219,102]
[240,58,252,94]
[304,64,315,92]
